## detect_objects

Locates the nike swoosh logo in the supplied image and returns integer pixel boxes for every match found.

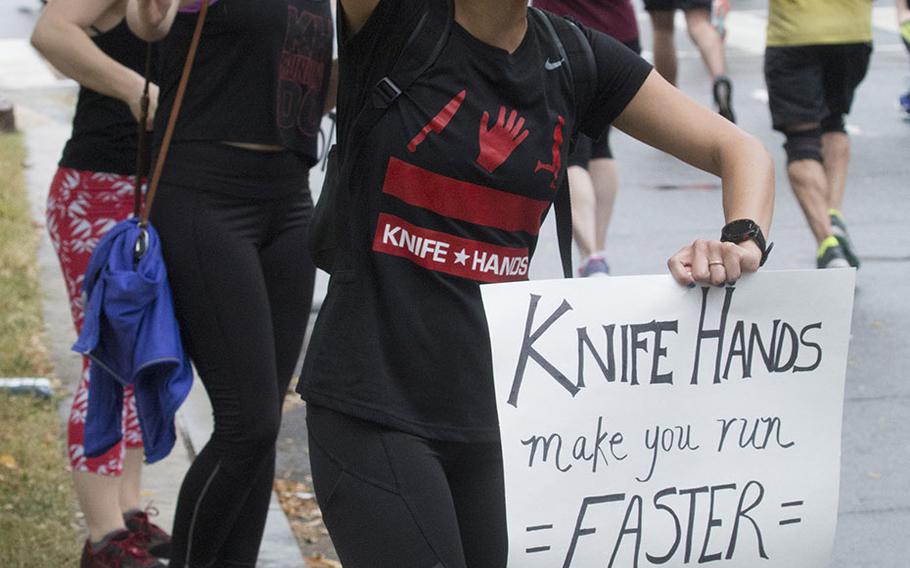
[544,58,564,71]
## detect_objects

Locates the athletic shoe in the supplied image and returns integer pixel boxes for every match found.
[816,238,850,269]
[125,508,172,559]
[713,76,736,123]
[577,255,610,277]
[80,530,165,568]
[829,209,861,268]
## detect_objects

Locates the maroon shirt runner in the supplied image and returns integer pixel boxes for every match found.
[533,0,640,44]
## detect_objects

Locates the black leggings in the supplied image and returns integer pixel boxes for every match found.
[152,148,315,567]
[306,405,508,568]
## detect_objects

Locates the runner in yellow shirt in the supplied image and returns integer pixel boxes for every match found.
[764,0,872,268]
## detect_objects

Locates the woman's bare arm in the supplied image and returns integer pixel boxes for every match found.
[614,70,775,287]
[31,0,158,128]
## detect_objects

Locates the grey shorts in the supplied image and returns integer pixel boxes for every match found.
[764,43,872,131]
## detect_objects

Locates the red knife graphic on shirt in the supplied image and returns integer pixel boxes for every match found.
[407,89,467,152]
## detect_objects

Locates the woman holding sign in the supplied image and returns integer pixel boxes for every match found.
[298,0,774,566]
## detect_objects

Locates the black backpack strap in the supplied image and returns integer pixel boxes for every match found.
[331,0,454,271]
[531,8,597,279]
[343,0,454,163]
[553,177,574,279]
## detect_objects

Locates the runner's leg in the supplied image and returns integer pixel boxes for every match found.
[649,10,679,85]
[588,128,619,254]
[765,46,833,245]
[568,166,597,260]
[46,167,139,542]
[155,187,286,567]
[214,189,315,566]
[820,42,871,211]
[684,6,726,79]
[821,131,849,211]
[786,142,833,245]
[307,405,467,568]
[447,441,507,568]
[119,449,143,513]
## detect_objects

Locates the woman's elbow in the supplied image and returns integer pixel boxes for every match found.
[717,129,773,176]
[30,21,51,54]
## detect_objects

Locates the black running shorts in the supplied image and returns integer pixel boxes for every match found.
[764,43,872,132]
[568,132,612,168]
[568,38,642,168]
[644,0,711,12]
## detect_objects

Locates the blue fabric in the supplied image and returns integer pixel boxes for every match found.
[73,218,192,464]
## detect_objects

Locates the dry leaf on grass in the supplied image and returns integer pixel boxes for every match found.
[0,454,18,470]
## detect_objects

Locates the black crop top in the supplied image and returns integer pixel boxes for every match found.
[153,0,334,167]
[59,20,151,175]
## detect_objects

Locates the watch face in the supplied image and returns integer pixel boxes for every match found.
[724,219,756,242]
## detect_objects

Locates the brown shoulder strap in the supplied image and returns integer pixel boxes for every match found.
[140,1,210,226]
[134,42,153,218]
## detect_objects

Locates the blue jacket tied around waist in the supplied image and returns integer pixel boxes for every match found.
[73,218,192,464]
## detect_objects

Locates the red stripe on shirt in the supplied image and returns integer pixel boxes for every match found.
[381,157,549,236]
[372,213,530,283]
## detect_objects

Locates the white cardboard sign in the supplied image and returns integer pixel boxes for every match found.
[480,270,855,568]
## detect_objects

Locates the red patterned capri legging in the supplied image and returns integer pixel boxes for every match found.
[46,167,143,476]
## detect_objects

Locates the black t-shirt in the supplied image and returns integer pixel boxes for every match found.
[154,0,333,165]
[59,21,152,175]
[299,0,652,442]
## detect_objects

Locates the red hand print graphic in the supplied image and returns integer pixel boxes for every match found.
[535,115,565,189]
[476,106,530,174]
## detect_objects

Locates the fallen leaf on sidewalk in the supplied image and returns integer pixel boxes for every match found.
[305,555,342,567]
[275,477,335,555]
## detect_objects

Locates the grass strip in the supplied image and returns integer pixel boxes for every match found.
[0,131,80,567]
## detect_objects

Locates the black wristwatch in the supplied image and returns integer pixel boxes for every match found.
[720,219,773,266]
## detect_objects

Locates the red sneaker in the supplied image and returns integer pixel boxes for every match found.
[80,530,164,567]
[124,508,172,559]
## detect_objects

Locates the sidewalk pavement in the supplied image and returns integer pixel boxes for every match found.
[12,87,305,567]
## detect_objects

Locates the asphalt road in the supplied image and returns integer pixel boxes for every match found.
[3,0,908,565]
